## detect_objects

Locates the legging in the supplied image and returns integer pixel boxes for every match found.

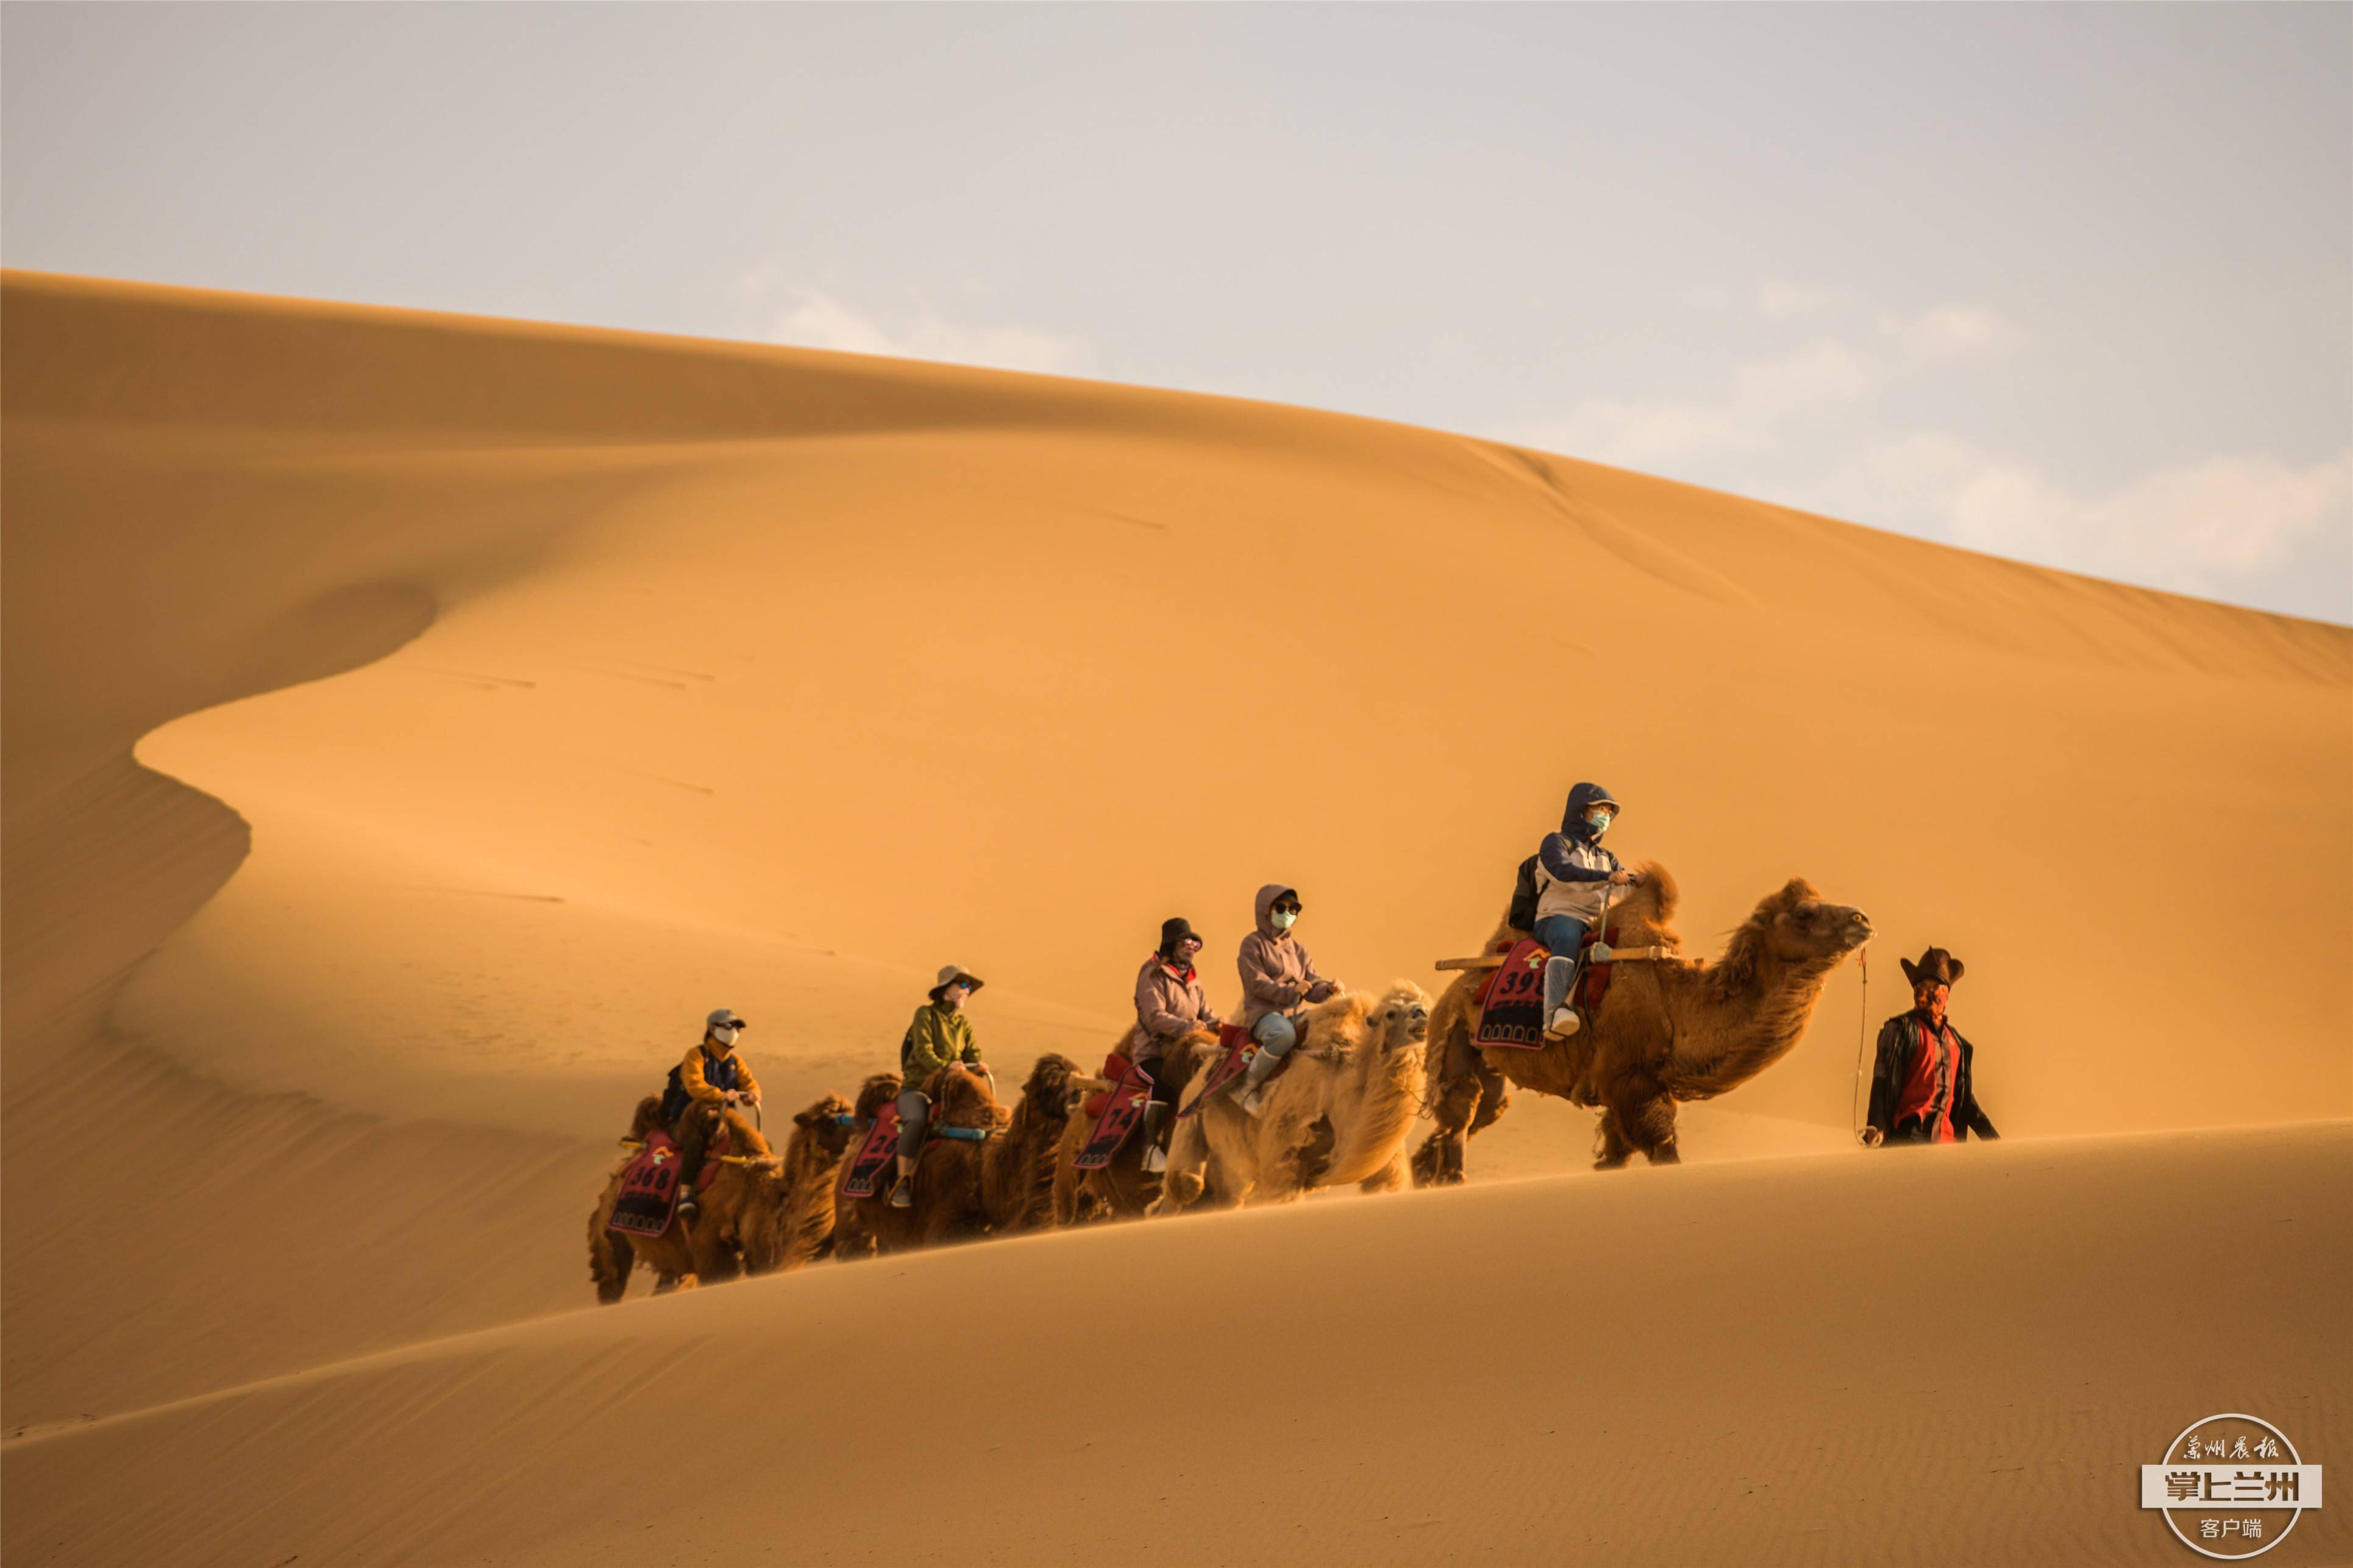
[895,1088,930,1158]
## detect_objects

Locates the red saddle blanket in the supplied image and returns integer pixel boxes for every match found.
[1473,929,1621,1049]
[1180,1023,1266,1118]
[1074,1055,1155,1171]
[841,1104,902,1199]
[607,1129,722,1239]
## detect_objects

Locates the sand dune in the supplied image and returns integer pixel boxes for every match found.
[4,271,2348,1563]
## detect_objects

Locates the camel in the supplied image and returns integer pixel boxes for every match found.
[1413,865,1870,1183]
[833,1054,1084,1258]
[586,1096,779,1302]
[1153,982,1432,1214]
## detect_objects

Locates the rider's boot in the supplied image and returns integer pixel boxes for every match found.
[1543,952,1582,1040]
[886,1154,916,1208]
[1140,1102,1170,1174]
[1236,1044,1286,1117]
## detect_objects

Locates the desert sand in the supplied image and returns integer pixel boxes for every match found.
[4,270,2347,1564]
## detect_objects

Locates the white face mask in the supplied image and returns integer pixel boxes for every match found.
[1587,810,1614,835]
[1270,909,1298,931]
[711,1026,739,1048]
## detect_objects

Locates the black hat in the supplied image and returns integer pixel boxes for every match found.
[1158,917,1202,956]
[1899,948,1965,988]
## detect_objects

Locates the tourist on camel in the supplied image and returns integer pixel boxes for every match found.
[1231,884,1342,1116]
[1862,946,1999,1147]
[1133,917,1222,1173]
[665,1007,762,1221]
[1534,781,1635,1040]
[889,963,988,1209]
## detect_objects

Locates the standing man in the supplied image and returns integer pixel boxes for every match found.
[664,1007,761,1221]
[1864,947,1999,1146]
[1133,918,1222,1172]
[889,963,987,1209]
[1232,884,1341,1115]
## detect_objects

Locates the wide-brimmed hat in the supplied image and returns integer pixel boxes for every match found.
[706,1007,748,1031]
[1899,948,1965,988]
[928,963,984,1001]
[1159,917,1203,955]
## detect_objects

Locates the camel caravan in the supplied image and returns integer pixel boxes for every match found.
[588,782,1876,1302]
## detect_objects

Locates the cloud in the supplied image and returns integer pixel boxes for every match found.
[1946,449,2352,593]
[732,268,1095,377]
[1810,433,2352,601]
[1501,299,2017,469]
[1882,303,2026,364]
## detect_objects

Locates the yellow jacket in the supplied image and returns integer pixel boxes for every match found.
[677,1041,760,1107]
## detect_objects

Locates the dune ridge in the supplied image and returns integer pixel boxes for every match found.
[4,271,2348,1564]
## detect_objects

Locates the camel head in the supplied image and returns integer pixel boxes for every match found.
[1753,878,1873,968]
[1369,982,1433,1055]
[792,1093,858,1162]
[1016,1053,1088,1123]
[1305,981,1431,1060]
[927,1064,1014,1136]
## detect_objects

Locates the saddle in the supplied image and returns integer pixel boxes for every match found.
[839,1094,998,1200]
[605,1130,703,1238]
[1180,1023,1267,1117]
[840,1104,902,1198]
[1074,1054,1154,1171]
[1473,929,1623,1049]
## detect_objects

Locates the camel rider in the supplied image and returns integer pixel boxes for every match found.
[1535,782,1635,1040]
[1863,947,1999,1147]
[666,1008,762,1221]
[1233,884,1341,1115]
[1133,917,1222,1173]
[888,964,988,1209]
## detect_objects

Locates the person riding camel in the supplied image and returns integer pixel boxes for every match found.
[888,963,988,1209]
[1232,884,1341,1115]
[1863,947,1999,1146]
[1534,781,1635,1040]
[665,1007,761,1222]
[1133,917,1222,1173]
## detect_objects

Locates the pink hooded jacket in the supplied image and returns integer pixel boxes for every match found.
[1131,954,1220,1062]
[1236,883,1328,1030]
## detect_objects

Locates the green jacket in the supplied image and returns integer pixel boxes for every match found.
[903,1002,980,1087]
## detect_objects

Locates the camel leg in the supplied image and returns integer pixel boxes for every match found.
[1593,1106,1636,1170]
[1414,1021,1506,1187]
[689,1219,741,1285]
[1150,1115,1212,1215]
[1359,1151,1408,1194]
[587,1191,633,1305]
[1628,1094,1681,1165]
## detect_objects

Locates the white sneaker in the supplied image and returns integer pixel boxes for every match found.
[1141,1143,1168,1174]
[1545,1007,1582,1040]
[1237,1085,1265,1118]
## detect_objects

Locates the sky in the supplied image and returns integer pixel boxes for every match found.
[6,4,2348,622]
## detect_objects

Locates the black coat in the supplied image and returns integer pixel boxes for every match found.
[1866,1012,1998,1143]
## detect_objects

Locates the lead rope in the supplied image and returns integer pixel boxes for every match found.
[1849,946,1870,1138]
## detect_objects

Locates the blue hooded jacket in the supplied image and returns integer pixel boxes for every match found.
[1537,781,1623,884]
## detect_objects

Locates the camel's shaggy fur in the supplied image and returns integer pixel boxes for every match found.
[1413,864,1870,1183]
[586,1098,778,1302]
[1153,982,1431,1214]
[833,1056,1083,1258]
[738,1093,858,1275]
